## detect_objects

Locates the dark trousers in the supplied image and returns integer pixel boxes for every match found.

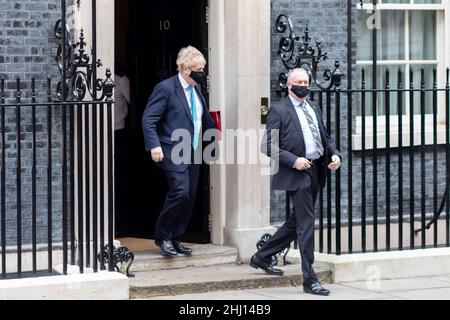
[257,166,320,283]
[154,153,201,241]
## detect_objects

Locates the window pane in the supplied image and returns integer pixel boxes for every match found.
[411,65,437,114]
[382,0,409,3]
[381,11,405,60]
[357,65,406,116]
[409,11,436,60]
[357,11,374,60]
[414,0,441,4]
[357,11,405,61]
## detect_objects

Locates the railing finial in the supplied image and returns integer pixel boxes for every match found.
[276,14,345,94]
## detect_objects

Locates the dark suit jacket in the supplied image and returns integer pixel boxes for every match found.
[261,97,341,191]
[142,75,216,172]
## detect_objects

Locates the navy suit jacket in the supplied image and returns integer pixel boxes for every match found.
[142,75,216,172]
[261,97,341,191]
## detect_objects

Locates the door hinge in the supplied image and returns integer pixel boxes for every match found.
[206,75,211,93]
[208,214,212,232]
[206,6,210,24]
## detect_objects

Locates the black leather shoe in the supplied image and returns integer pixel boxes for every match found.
[249,254,284,276]
[303,281,330,296]
[172,240,193,255]
[155,240,178,257]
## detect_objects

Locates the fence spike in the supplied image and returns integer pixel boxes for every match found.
[446,68,449,86]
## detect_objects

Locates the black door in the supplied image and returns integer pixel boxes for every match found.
[114,0,210,243]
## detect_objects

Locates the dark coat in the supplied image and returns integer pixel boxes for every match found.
[261,97,341,191]
[142,75,216,172]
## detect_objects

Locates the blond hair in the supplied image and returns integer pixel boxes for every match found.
[176,46,207,71]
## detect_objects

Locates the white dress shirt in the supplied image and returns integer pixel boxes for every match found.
[289,94,322,160]
[178,73,203,135]
[114,74,130,130]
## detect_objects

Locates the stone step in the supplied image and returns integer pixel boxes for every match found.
[129,263,333,299]
[130,244,238,272]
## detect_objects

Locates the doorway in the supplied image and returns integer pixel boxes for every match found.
[114,0,210,244]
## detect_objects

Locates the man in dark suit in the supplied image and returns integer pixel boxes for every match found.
[142,46,216,257]
[250,68,341,296]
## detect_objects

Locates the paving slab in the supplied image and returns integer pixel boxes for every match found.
[150,289,276,300]
[248,284,392,300]
[145,284,393,300]
[388,287,450,300]
[139,276,450,300]
[340,276,450,293]
[429,274,450,283]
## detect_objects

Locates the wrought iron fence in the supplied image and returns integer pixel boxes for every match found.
[0,0,121,279]
[275,15,450,256]
[306,67,450,255]
[0,72,115,279]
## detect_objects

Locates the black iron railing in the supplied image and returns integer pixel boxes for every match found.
[309,68,450,255]
[0,0,132,280]
[0,72,115,279]
[273,15,450,256]
[277,67,450,256]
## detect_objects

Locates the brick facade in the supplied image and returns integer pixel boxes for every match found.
[0,0,66,246]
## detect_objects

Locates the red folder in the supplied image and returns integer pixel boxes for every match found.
[209,110,222,140]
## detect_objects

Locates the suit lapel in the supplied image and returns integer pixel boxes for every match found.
[194,85,208,118]
[174,76,193,123]
[194,86,206,107]
[286,98,303,134]
[307,99,327,143]
[285,98,306,151]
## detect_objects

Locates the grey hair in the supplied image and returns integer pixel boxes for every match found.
[287,68,310,84]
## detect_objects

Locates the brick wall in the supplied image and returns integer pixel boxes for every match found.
[0,0,62,101]
[0,0,66,247]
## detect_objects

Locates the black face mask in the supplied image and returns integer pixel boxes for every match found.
[189,70,207,84]
[291,85,309,99]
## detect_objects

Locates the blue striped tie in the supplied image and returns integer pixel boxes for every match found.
[189,86,199,150]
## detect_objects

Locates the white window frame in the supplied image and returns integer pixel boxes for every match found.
[353,0,447,150]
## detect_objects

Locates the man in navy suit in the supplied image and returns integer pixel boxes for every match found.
[142,46,216,256]
[250,68,341,296]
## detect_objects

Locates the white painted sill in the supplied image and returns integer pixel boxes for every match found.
[352,125,448,150]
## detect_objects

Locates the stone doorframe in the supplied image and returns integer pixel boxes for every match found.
[76,0,274,261]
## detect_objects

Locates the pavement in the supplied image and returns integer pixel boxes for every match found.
[146,274,450,300]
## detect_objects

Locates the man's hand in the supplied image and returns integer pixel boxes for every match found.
[294,157,312,171]
[328,155,341,172]
[151,147,164,163]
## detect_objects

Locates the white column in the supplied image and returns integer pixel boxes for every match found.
[74,0,114,81]
[213,0,274,261]
[72,1,116,260]
[445,0,450,69]
[96,1,115,237]
[209,0,227,245]
[96,0,115,78]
